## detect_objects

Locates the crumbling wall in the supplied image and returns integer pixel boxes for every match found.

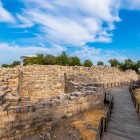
[0,86,103,140]
[0,68,22,112]
[20,65,138,101]
[0,65,138,140]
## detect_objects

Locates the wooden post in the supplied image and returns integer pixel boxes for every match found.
[138,104,140,114]
[64,73,67,93]
[104,118,107,132]
[104,93,106,105]
[100,118,103,139]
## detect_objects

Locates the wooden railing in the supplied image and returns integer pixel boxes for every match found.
[129,84,140,115]
[95,93,113,140]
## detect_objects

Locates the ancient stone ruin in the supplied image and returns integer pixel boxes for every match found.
[0,65,138,140]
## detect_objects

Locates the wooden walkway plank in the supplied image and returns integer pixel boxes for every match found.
[102,86,140,140]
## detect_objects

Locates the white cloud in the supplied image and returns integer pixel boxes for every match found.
[72,46,101,61]
[0,42,128,66]
[0,2,15,23]
[103,50,127,62]
[16,0,121,46]
[16,14,33,28]
[120,0,140,10]
[70,46,127,64]
[0,43,66,65]
[0,0,140,65]
[12,0,140,47]
[0,43,66,54]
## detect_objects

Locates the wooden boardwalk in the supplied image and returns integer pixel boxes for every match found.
[102,86,140,140]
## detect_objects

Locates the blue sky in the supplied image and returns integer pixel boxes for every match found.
[0,0,140,65]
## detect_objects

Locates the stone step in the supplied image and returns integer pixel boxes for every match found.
[20,96,30,101]
[1,101,10,111]
[0,85,8,91]
[0,82,8,86]
[5,95,21,102]
[0,78,4,82]
[0,100,5,105]
[0,88,11,96]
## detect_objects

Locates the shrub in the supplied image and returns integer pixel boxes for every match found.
[84,60,93,67]
[23,57,40,65]
[69,56,81,66]
[108,59,120,67]
[1,64,10,68]
[97,61,104,66]
[44,54,57,65]
[10,61,20,67]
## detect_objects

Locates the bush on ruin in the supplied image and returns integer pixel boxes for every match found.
[69,56,81,66]
[23,57,40,65]
[44,54,57,65]
[84,60,93,67]
[56,52,70,66]
[1,64,10,68]
[109,59,120,67]
[10,61,21,67]
[97,61,104,66]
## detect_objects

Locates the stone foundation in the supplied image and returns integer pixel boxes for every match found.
[0,65,138,139]
[0,86,103,140]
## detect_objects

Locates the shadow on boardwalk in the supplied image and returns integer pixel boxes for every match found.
[102,86,140,140]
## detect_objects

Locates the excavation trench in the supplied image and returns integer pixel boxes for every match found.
[21,107,106,140]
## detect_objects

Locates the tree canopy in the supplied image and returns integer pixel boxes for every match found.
[1,52,140,74]
[23,52,82,66]
[2,61,20,68]
[97,61,104,66]
[84,60,93,67]
[108,59,120,67]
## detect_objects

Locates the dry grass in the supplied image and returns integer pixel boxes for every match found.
[135,88,140,103]
[71,108,106,140]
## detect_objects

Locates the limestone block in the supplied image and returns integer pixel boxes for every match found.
[5,95,20,102]
[8,137,15,140]
[0,65,138,139]
[1,102,10,111]
[53,106,66,116]
[0,85,8,91]
[14,134,22,140]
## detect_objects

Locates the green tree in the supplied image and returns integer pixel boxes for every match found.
[97,61,104,66]
[84,60,93,67]
[56,52,69,66]
[119,59,136,71]
[124,59,135,70]
[118,62,126,71]
[1,64,10,68]
[109,59,120,67]
[134,61,140,74]
[56,56,62,65]
[10,61,20,67]
[136,60,140,69]
[36,54,45,64]
[44,54,57,65]
[23,57,40,66]
[69,56,81,66]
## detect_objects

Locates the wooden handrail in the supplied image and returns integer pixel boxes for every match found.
[106,97,113,122]
[95,93,113,140]
[129,83,140,115]
[96,82,139,140]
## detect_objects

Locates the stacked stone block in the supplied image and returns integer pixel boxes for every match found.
[0,65,138,139]
[0,85,103,140]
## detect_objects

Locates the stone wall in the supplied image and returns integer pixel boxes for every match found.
[0,65,138,140]
[0,85,103,140]
[19,65,138,101]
